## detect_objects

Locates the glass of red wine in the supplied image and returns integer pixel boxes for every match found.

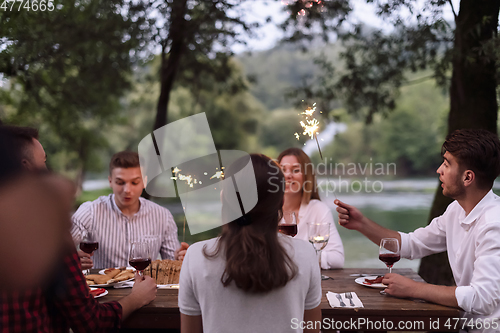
[379,238,400,273]
[129,241,151,278]
[79,229,99,275]
[278,211,297,237]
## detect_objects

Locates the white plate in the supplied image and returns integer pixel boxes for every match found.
[98,267,136,275]
[157,284,179,289]
[89,287,108,298]
[90,279,135,288]
[355,276,387,289]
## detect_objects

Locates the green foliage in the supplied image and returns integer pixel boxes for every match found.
[373,82,448,174]
[0,0,146,180]
[75,188,112,208]
[237,44,341,110]
[259,108,304,153]
[167,59,264,151]
[281,0,456,121]
[132,0,258,130]
[235,43,450,176]
[102,56,263,157]
[318,79,448,176]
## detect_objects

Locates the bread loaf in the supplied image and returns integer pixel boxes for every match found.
[144,259,181,284]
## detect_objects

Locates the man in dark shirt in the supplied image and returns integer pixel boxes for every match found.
[0,125,157,332]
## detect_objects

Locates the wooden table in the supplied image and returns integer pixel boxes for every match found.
[99,268,462,331]
[319,268,461,331]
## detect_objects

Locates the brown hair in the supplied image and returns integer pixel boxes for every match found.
[442,129,500,190]
[277,147,321,204]
[204,154,298,293]
[109,151,140,174]
[0,125,39,164]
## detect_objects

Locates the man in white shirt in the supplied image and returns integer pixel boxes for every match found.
[72,151,189,269]
[336,129,500,332]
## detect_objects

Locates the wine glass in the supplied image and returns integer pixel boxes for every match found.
[129,241,151,277]
[278,211,297,237]
[79,229,99,275]
[307,222,330,280]
[143,235,161,261]
[379,238,400,273]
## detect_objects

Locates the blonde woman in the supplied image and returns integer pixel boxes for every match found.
[278,147,344,269]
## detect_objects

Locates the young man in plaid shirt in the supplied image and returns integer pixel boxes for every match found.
[0,126,157,332]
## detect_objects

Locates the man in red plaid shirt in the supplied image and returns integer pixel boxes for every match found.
[0,126,157,333]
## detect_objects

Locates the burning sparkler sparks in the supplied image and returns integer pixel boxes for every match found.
[210,170,224,180]
[302,107,316,117]
[300,118,320,139]
[294,102,336,198]
[295,103,323,159]
[172,167,204,188]
[171,165,224,240]
[297,104,320,142]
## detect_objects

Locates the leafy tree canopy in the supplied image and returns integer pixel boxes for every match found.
[0,0,147,184]
[278,0,497,123]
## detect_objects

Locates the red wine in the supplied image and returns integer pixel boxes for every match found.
[80,241,99,254]
[278,224,297,237]
[129,258,152,271]
[379,253,400,266]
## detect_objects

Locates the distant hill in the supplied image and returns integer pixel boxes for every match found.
[236,43,340,111]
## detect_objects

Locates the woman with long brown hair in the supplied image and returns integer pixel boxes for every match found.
[278,147,344,269]
[178,154,321,333]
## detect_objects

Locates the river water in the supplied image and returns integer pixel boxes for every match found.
[318,178,438,271]
[83,177,500,272]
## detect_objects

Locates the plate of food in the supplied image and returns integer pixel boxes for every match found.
[355,275,387,288]
[86,267,136,287]
[98,267,136,275]
[89,287,108,298]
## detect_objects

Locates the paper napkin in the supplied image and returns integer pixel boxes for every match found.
[326,291,364,308]
[113,281,135,288]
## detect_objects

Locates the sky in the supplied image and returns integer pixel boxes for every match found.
[232,0,459,54]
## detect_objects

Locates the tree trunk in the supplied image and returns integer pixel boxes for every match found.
[74,139,88,199]
[145,0,188,200]
[418,0,500,285]
[418,187,454,285]
[152,0,188,131]
[74,165,85,199]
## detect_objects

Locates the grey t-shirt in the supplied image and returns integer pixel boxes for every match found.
[179,235,322,333]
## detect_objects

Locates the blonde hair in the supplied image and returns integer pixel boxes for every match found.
[277,148,320,204]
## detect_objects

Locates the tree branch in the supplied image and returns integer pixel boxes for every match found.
[448,0,458,20]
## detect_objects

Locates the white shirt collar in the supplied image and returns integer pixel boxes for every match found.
[460,190,495,227]
[109,193,144,218]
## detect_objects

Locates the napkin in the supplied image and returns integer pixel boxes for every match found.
[113,281,135,288]
[326,291,364,308]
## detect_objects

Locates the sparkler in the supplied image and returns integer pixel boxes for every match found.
[210,167,224,180]
[171,166,223,241]
[295,103,337,199]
